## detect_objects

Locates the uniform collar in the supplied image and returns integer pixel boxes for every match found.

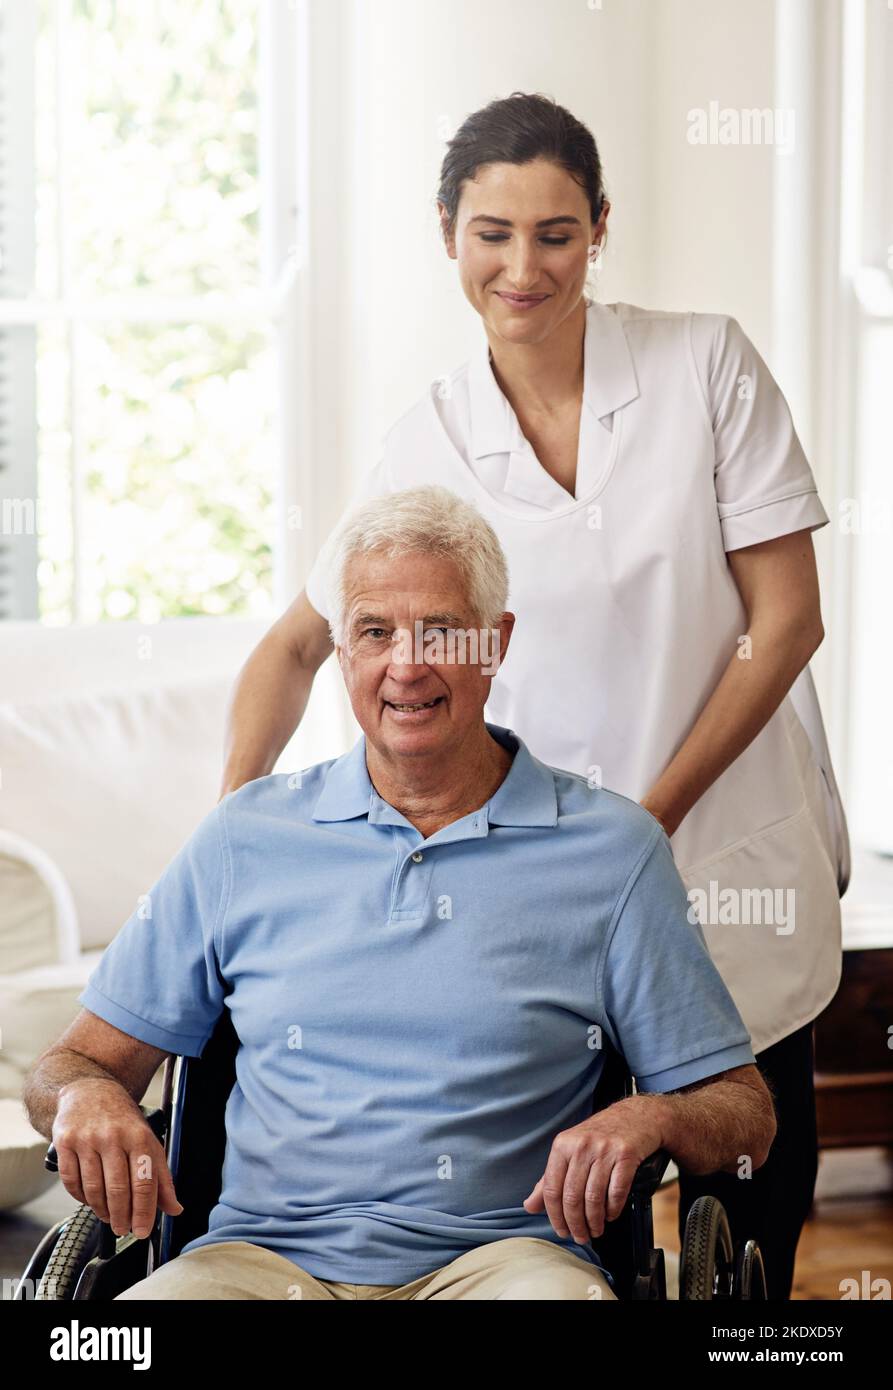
[312,722,558,829]
[467,298,640,462]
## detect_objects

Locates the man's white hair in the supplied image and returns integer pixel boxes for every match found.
[320,485,510,646]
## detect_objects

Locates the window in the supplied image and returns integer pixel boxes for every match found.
[0,0,299,624]
[835,0,893,915]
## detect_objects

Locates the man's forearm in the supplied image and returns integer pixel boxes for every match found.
[23,1050,131,1140]
[219,629,314,798]
[632,1081,776,1176]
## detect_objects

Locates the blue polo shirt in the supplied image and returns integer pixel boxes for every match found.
[78,722,755,1287]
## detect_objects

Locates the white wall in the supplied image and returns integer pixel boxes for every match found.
[352,0,655,433]
[651,0,779,330]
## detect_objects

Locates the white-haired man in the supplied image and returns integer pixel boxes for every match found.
[25,486,775,1301]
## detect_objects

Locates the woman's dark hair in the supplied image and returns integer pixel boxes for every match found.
[436,92,606,240]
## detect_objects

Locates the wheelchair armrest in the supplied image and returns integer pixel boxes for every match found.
[44,1105,167,1172]
[630,1147,672,1198]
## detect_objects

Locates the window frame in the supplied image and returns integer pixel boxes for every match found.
[0,0,306,622]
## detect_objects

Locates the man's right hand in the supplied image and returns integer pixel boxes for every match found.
[52,1077,183,1239]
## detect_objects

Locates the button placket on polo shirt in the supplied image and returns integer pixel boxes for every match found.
[388,836,435,925]
[382,811,490,927]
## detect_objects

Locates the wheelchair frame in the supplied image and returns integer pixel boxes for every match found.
[18,1009,762,1301]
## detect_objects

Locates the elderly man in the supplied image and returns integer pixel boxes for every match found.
[24,485,775,1301]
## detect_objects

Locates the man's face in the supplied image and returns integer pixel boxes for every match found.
[336,549,512,762]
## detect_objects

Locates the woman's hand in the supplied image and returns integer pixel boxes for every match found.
[639,797,680,838]
[637,530,824,837]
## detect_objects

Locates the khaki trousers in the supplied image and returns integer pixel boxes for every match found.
[115,1236,617,1301]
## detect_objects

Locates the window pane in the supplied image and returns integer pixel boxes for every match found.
[35,2,58,299]
[36,318,74,623]
[41,0,261,297]
[73,319,275,623]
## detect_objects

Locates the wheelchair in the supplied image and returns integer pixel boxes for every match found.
[16,1010,767,1301]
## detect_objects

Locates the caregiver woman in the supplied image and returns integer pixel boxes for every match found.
[220,93,846,1300]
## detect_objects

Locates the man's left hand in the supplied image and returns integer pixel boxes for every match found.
[522,1098,666,1245]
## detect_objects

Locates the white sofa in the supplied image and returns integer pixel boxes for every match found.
[0,616,352,1208]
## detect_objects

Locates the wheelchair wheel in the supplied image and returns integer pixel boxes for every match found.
[34,1205,104,1300]
[733,1238,768,1300]
[679,1195,735,1300]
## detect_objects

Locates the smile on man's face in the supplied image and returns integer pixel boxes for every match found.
[336,551,506,763]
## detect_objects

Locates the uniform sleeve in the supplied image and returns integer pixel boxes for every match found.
[76,802,231,1058]
[690,312,829,552]
[304,452,393,620]
[596,827,756,1092]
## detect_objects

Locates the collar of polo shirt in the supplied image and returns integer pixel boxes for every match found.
[311,722,559,832]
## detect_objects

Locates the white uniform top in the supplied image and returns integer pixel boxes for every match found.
[305,299,846,1053]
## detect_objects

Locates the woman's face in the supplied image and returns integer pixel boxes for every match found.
[439,156,608,346]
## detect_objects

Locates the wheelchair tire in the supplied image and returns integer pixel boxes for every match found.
[34,1205,104,1300]
[679,1195,735,1300]
[734,1238,768,1300]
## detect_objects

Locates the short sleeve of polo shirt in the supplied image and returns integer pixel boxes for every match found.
[690,312,829,552]
[76,802,229,1058]
[598,827,756,1092]
[304,452,393,620]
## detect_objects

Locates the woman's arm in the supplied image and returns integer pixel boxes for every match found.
[640,528,824,837]
[219,590,333,799]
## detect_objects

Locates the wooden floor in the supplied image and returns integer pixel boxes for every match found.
[3,1145,891,1299]
[653,1146,893,1300]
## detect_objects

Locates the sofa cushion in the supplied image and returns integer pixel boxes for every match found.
[0,1098,60,1211]
[0,955,104,1093]
[0,678,232,952]
[0,955,167,1209]
[0,955,165,1110]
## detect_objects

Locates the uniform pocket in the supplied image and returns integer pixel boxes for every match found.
[677,803,842,1054]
